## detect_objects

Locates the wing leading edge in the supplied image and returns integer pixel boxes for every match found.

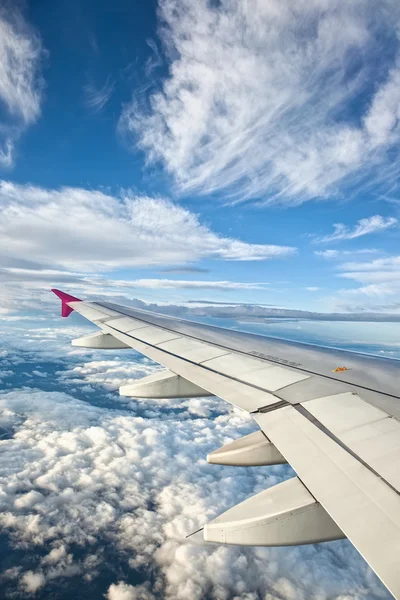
[52,290,400,598]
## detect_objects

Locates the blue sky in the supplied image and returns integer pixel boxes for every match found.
[1,0,400,321]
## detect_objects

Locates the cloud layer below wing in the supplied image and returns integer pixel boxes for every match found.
[0,335,390,599]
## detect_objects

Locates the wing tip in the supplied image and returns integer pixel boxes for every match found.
[51,288,82,318]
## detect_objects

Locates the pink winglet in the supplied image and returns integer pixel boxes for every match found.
[51,288,82,318]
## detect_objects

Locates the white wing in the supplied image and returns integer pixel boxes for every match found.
[53,290,400,599]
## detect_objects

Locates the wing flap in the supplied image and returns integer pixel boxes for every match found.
[255,406,400,599]
[304,392,400,492]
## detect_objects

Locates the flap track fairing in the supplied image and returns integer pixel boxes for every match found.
[119,369,213,398]
[204,477,345,546]
[72,331,130,349]
[207,430,286,466]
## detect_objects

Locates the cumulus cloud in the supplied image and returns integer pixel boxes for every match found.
[314,215,397,243]
[0,9,44,167]
[122,0,400,204]
[107,582,155,600]
[21,571,46,593]
[0,181,295,271]
[59,358,161,392]
[0,346,389,599]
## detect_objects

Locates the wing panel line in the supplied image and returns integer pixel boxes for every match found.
[103,319,400,495]
[96,303,400,402]
[105,322,284,400]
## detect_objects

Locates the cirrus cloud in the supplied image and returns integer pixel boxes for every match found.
[314,215,397,243]
[0,9,44,167]
[112,278,269,290]
[314,249,380,259]
[122,0,400,204]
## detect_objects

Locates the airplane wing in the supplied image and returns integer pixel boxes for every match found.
[52,289,400,598]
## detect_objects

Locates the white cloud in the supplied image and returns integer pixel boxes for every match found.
[305,287,319,292]
[0,349,388,600]
[119,279,268,290]
[0,181,295,271]
[0,267,274,317]
[83,76,115,113]
[340,256,400,273]
[0,10,44,167]
[339,283,398,298]
[122,0,400,204]
[341,272,400,284]
[107,582,155,600]
[314,215,397,243]
[330,255,400,309]
[21,571,46,593]
[338,257,400,298]
[59,359,162,392]
[314,249,379,259]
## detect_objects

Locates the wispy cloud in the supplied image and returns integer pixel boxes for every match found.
[340,256,400,274]
[338,282,398,298]
[160,266,209,274]
[144,39,163,77]
[83,75,115,113]
[121,0,400,204]
[332,255,400,308]
[314,249,379,259]
[119,278,268,290]
[0,181,295,271]
[338,257,400,302]
[0,9,44,167]
[0,181,295,313]
[314,216,397,243]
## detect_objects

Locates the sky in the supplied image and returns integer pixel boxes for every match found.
[1,0,400,598]
[1,0,400,320]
